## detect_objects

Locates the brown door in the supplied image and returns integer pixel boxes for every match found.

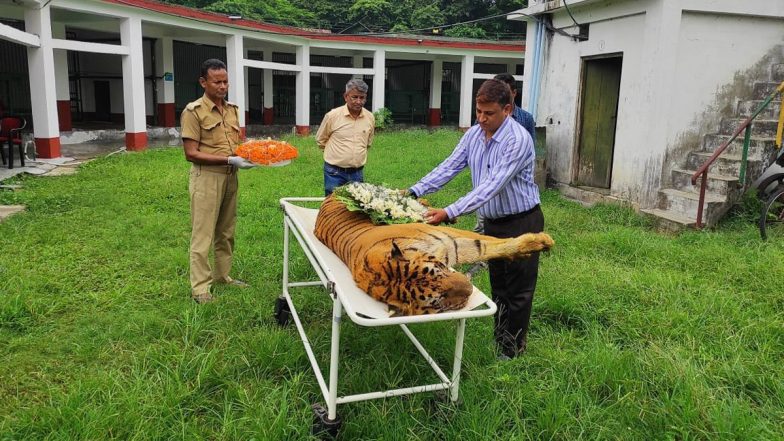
[94,81,111,122]
[576,56,622,188]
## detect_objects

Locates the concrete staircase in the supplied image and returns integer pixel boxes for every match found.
[642,65,783,230]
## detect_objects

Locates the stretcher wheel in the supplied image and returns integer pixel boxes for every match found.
[274,296,292,326]
[311,403,342,438]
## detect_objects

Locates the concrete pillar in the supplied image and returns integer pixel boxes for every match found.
[428,59,443,127]
[262,49,274,125]
[154,37,175,127]
[24,5,60,158]
[120,17,147,150]
[371,49,385,112]
[295,44,310,135]
[458,54,474,131]
[352,54,363,79]
[52,23,71,132]
[226,34,246,139]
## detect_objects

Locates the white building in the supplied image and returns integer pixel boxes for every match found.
[513,0,784,226]
[0,0,525,159]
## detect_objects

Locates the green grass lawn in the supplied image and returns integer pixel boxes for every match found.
[0,129,782,440]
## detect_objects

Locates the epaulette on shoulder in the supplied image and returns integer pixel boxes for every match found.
[185,101,201,111]
[225,100,239,108]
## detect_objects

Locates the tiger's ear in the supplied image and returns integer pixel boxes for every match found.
[390,241,404,259]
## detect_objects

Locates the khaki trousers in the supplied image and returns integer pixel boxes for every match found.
[189,164,238,296]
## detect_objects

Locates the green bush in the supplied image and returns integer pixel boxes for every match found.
[373,107,393,129]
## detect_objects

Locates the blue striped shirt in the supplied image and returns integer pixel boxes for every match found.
[513,105,536,143]
[411,117,540,220]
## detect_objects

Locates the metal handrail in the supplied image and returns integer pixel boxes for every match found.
[690,80,784,228]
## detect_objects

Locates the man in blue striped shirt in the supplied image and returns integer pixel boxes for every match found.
[473,73,536,235]
[406,79,544,360]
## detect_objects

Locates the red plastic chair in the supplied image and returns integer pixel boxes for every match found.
[0,116,27,169]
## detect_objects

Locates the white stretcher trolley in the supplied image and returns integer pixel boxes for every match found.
[276,198,497,437]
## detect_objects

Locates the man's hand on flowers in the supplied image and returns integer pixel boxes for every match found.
[424,208,453,225]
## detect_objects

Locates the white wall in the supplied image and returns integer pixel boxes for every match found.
[668,12,784,150]
[533,1,649,200]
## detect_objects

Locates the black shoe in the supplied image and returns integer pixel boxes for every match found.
[497,338,527,360]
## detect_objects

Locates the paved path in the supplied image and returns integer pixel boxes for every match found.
[0,205,25,221]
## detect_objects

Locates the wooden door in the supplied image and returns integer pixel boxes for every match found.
[576,56,622,188]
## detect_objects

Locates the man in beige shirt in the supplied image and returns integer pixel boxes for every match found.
[181,58,256,304]
[316,79,375,195]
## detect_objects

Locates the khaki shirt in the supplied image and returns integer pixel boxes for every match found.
[316,105,375,168]
[180,94,241,157]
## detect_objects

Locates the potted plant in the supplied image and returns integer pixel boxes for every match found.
[373,107,393,130]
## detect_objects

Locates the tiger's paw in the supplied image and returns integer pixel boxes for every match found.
[520,232,554,254]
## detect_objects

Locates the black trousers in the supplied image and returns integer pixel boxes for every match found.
[484,205,544,356]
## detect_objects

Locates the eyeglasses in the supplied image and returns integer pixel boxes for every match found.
[347,95,367,102]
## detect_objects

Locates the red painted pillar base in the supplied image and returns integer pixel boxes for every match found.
[295,125,310,136]
[125,132,148,151]
[35,137,61,159]
[240,127,246,141]
[427,108,441,127]
[157,103,175,127]
[263,107,274,125]
[57,100,72,131]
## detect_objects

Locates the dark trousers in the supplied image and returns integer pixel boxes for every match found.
[484,205,544,357]
[324,162,364,196]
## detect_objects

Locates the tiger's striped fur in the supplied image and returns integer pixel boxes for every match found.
[314,195,554,316]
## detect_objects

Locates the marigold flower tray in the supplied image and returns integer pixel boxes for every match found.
[236,138,298,166]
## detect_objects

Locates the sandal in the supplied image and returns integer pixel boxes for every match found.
[192,292,215,304]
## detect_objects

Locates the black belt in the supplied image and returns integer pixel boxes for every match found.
[485,205,540,224]
[327,163,364,173]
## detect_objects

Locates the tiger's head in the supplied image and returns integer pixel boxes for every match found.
[369,241,473,316]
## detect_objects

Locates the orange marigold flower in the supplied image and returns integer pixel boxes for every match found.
[236,138,299,165]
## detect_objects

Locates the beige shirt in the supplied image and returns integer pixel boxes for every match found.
[316,105,375,168]
[180,94,241,157]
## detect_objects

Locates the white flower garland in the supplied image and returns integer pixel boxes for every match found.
[334,182,427,225]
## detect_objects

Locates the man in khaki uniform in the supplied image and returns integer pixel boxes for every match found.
[316,78,375,195]
[181,58,256,303]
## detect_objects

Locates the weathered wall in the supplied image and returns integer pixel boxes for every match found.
[662,13,784,187]
[528,0,650,201]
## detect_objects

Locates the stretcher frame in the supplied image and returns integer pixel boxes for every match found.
[279,197,497,425]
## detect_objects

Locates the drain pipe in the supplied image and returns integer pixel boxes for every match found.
[527,20,539,114]
[528,19,545,118]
